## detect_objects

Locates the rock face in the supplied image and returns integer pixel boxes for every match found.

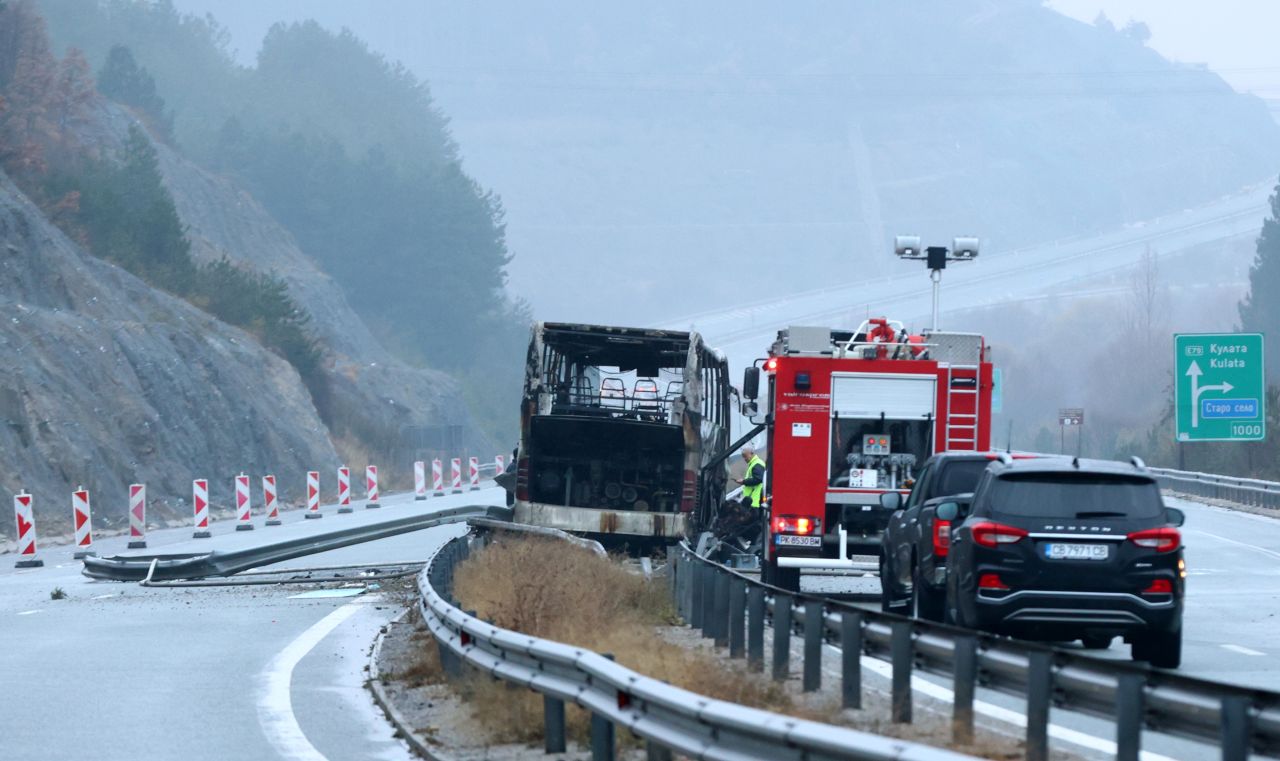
[151,124,494,472]
[0,169,338,540]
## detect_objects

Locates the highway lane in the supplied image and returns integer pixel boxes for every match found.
[0,486,501,761]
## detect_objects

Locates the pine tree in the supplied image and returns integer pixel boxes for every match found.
[1238,177,1280,378]
[96,44,170,135]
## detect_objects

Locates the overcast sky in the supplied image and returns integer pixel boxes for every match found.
[172,1,1280,98]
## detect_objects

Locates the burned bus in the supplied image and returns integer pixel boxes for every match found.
[510,322,732,543]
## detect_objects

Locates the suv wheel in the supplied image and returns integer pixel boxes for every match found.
[1133,627,1182,669]
[880,558,909,613]
[914,566,946,622]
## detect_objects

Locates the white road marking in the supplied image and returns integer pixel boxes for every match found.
[92,593,117,600]
[824,644,1179,761]
[258,602,363,761]
[1187,528,1280,561]
[1220,644,1266,657]
[16,609,41,616]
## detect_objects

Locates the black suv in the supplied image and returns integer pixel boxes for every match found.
[880,452,1039,621]
[943,456,1186,668]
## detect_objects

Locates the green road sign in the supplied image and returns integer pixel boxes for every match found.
[1174,333,1265,442]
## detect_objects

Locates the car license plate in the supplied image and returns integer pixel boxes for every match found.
[1044,543,1109,561]
[776,534,821,547]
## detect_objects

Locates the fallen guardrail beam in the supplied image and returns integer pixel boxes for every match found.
[420,525,982,761]
[82,504,511,582]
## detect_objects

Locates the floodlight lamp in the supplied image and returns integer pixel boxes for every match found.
[894,235,922,258]
[952,236,980,259]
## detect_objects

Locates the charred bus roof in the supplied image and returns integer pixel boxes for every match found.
[539,322,701,373]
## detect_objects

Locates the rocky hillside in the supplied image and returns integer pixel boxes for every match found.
[0,166,338,540]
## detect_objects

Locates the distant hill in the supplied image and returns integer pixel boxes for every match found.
[376,0,1280,324]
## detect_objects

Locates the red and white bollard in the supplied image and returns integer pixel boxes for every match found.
[263,475,281,526]
[127,483,147,548]
[235,473,254,531]
[336,466,352,514]
[451,458,463,494]
[414,461,427,501]
[193,479,211,538]
[432,459,445,496]
[305,470,322,519]
[366,465,381,509]
[469,456,480,491]
[495,455,506,475]
[13,491,41,568]
[72,486,94,559]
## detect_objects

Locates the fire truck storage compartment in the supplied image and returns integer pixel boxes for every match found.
[527,415,684,512]
[828,373,936,490]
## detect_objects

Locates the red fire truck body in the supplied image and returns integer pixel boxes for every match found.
[756,322,993,588]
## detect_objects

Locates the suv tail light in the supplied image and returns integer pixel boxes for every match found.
[1142,578,1173,595]
[516,457,530,501]
[978,573,1009,590]
[772,515,821,535]
[970,521,1028,548]
[933,520,951,557]
[1127,527,1180,553]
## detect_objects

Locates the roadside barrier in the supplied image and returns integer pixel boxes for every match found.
[263,475,281,526]
[673,544,1280,761]
[234,474,253,531]
[13,491,41,568]
[432,459,445,496]
[495,454,505,475]
[192,479,211,538]
[305,470,321,519]
[468,457,480,491]
[420,527,978,761]
[414,461,427,501]
[337,466,352,514]
[366,465,381,509]
[72,487,93,559]
[1151,466,1280,510]
[127,483,147,548]
[450,458,462,494]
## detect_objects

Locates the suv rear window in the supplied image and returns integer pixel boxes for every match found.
[935,459,990,497]
[987,473,1163,519]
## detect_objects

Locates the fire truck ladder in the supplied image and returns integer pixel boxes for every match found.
[943,363,980,451]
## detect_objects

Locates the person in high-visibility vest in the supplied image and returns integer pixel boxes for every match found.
[736,447,766,508]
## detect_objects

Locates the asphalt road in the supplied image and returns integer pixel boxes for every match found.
[0,486,501,761]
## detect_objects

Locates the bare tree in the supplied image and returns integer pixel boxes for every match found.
[1126,245,1166,357]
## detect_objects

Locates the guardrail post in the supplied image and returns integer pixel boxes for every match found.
[690,561,705,630]
[747,586,765,672]
[772,594,792,682]
[803,599,822,692]
[1115,673,1144,761]
[1221,695,1251,761]
[645,740,673,761]
[543,695,566,753]
[728,578,746,658]
[713,570,730,647]
[699,565,716,639]
[890,621,912,723]
[952,635,977,745]
[841,609,862,710]
[592,654,617,761]
[1026,651,1052,761]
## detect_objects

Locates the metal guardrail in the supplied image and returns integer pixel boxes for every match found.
[82,504,512,581]
[1150,466,1280,510]
[419,529,981,761]
[672,545,1280,761]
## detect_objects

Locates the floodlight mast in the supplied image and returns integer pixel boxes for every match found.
[893,235,980,331]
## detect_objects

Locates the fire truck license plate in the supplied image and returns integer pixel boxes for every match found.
[1043,543,1109,561]
[776,535,821,547]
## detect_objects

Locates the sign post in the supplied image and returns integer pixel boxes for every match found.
[1058,408,1083,455]
[1174,333,1265,443]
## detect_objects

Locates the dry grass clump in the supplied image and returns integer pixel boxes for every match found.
[451,536,808,742]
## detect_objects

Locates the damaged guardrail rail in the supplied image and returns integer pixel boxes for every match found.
[672,544,1280,761]
[420,529,981,761]
[82,504,512,581]
[1150,466,1280,510]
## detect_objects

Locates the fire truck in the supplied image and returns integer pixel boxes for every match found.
[739,319,994,591]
